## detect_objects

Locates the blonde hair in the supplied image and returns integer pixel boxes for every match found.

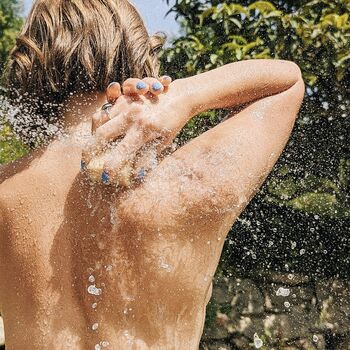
[5,0,165,124]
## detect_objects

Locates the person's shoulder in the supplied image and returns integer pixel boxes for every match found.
[0,162,11,183]
[0,152,37,200]
[0,159,22,185]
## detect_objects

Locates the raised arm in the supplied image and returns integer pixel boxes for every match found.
[178,59,302,115]
[118,59,305,237]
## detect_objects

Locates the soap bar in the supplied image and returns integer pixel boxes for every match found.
[86,147,134,187]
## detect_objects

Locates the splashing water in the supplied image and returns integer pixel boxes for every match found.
[253,333,263,349]
[87,285,102,296]
[159,257,172,272]
[284,301,291,308]
[276,287,290,297]
[0,94,62,147]
[89,275,96,283]
[123,330,135,345]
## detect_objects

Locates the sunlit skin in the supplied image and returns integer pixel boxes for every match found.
[0,59,304,349]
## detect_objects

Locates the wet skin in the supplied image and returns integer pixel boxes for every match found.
[0,60,304,349]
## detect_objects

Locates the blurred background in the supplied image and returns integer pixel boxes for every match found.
[0,0,349,349]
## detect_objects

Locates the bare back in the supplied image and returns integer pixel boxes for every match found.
[0,140,224,350]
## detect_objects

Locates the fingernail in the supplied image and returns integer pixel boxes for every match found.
[107,82,119,89]
[138,168,146,181]
[136,82,147,90]
[152,82,163,91]
[163,75,171,80]
[101,171,110,184]
[81,160,87,171]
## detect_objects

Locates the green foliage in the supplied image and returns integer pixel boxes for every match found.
[0,0,23,72]
[0,0,25,165]
[161,0,350,221]
[0,125,28,165]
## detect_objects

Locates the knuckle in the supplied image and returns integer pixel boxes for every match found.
[92,112,101,122]
[125,112,135,123]
[123,78,133,85]
[130,104,142,113]
[95,127,107,140]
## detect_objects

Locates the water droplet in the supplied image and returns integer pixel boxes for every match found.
[88,285,102,296]
[313,335,319,342]
[284,301,291,308]
[92,303,97,309]
[101,341,109,347]
[276,287,290,297]
[95,345,101,350]
[89,275,95,283]
[300,249,306,255]
[159,261,172,272]
[253,333,263,348]
[92,323,98,331]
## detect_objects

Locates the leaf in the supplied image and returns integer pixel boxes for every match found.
[198,7,217,26]
[339,159,350,189]
[229,4,249,16]
[210,54,218,64]
[287,193,339,217]
[265,10,283,19]
[248,1,277,15]
[303,72,318,86]
[321,13,350,29]
[227,35,248,45]
[336,53,350,67]
[229,17,242,29]
[268,177,299,199]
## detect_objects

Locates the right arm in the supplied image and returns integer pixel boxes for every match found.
[119,59,305,234]
[176,59,302,116]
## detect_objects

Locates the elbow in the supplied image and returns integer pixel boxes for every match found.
[284,60,303,85]
[271,59,303,88]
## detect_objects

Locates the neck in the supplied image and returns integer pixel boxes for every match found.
[62,91,107,137]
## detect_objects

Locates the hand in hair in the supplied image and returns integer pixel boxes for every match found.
[83,75,185,187]
[91,76,172,133]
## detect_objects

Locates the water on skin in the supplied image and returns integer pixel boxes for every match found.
[87,285,102,296]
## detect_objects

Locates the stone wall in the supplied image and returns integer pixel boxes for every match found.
[0,274,349,349]
[200,272,350,350]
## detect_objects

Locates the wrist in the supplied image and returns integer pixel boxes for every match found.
[170,77,202,121]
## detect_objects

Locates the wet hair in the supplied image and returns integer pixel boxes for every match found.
[4,0,165,142]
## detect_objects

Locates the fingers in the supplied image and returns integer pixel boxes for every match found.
[106,76,172,101]
[83,112,127,164]
[122,78,149,96]
[142,77,164,96]
[95,110,129,142]
[158,75,172,87]
[106,82,122,104]
[91,108,112,134]
[102,127,145,185]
